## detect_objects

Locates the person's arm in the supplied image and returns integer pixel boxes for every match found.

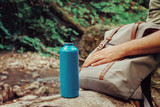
[84,30,160,67]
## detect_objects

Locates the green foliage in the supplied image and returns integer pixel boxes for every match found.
[0,0,149,55]
[0,0,76,55]
[56,0,148,26]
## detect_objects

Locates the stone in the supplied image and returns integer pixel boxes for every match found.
[25,81,40,90]
[1,71,8,75]
[0,82,4,87]
[13,99,17,102]
[0,101,33,107]
[35,86,47,95]
[13,85,24,97]
[2,84,14,102]
[21,79,30,83]
[32,72,40,79]
[20,95,38,101]
[0,76,7,81]
[9,62,19,66]
[39,61,48,65]
[27,66,37,71]
[152,88,160,106]
[0,95,3,105]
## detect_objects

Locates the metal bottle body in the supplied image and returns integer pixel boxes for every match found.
[60,43,79,98]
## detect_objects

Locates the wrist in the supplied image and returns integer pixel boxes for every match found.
[117,43,129,58]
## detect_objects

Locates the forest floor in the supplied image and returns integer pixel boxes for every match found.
[0,52,61,105]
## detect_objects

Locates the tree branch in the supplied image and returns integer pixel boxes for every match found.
[49,1,86,36]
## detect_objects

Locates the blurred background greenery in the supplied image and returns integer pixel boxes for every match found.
[0,0,149,57]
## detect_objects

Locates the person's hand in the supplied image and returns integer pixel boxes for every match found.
[83,30,160,67]
[83,45,125,67]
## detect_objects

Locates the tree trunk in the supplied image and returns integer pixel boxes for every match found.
[80,24,115,58]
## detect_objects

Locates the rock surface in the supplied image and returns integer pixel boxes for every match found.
[1,90,135,107]
[2,89,160,107]
[1,88,160,107]
[0,52,159,107]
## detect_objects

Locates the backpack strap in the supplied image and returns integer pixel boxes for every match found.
[99,61,115,80]
[131,21,144,40]
[139,74,153,107]
[98,22,142,80]
[97,22,143,51]
[79,22,142,73]
[96,26,123,51]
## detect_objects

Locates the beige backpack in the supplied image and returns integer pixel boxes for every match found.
[79,22,160,106]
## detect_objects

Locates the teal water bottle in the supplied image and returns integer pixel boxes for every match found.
[59,40,79,98]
